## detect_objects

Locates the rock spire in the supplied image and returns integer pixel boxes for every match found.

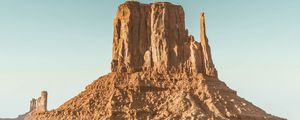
[200,12,218,77]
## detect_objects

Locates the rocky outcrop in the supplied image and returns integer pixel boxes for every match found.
[0,91,47,120]
[111,1,216,77]
[23,91,48,120]
[29,91,48,112]
[24,1,284,120]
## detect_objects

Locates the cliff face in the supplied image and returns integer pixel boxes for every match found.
[111,1,217,77]
[25,1,284,120]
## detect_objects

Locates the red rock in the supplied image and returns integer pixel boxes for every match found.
[200,12,218,77]
[111,1,212,76]
[23,1,285,120]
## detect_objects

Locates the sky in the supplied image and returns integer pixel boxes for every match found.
[0,0,299,119]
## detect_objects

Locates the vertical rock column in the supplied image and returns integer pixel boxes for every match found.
[149,2,187,72]
[29,91,48,112]
[200,13,218,77]
[39,91,48,112]
[30,98,36,111]
[111,1,189,73]
[111,1,151,73]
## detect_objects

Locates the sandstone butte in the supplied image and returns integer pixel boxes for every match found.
[1,1,286,120]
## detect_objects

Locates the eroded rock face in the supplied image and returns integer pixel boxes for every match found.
[111,1,217,77]
[24,1,285,120]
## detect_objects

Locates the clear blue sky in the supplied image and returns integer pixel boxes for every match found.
[0,0,299,119]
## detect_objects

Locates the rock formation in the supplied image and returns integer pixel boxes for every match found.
[24,1,285,120]
[0,91,47,120]
[29,91,48,112]
[200,12,218,77]
[111,2,217,77]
